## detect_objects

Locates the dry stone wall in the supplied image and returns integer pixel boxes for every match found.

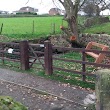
[49,34,110,49]
[79,33,110,47]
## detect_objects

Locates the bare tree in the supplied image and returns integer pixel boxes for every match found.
[57,0,88,42]
[26,0,110,43]
[83,0,110,16]
[57,0,110,42]
[83,3,96,17]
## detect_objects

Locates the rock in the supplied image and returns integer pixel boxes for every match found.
[50,105,63,110]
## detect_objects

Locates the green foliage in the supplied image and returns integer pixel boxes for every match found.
[0,96,27,110]
[16,12,37,15]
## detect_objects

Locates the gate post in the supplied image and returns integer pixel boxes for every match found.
[82,48,86,81]
[95,69,110,110]
[20,40,29,70]
[44,41,53,75]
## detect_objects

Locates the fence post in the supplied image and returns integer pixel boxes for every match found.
[0,23,3,35]
[95,69,110,110]
[32,20,34,34]
[1,44,4,64]
[52,23,55,34]
[20,40,29,70]
[82,48,86,81]
[44,41,53,75]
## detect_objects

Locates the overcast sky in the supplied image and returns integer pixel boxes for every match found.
[0,0,110,15]
[0,0,63,14]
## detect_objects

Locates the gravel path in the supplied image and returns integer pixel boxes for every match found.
[0,68,94,110]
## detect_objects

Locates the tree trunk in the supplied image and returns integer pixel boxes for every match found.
[67,16,79,42]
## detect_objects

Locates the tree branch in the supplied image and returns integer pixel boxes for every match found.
[25,0,29,5]
[58,0,64,5]
[79,0,88,10]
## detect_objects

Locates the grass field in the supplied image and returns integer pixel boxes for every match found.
[0,16,67,41]
[82,22,110,34]
[1,16,110,41]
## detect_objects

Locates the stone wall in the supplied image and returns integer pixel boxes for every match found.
[79,33,110,47]
[95,69,110,110]
[49,34,110,48]
[49,35,71,47]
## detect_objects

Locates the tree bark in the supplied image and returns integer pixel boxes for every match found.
[59,0,80,42]
[67,16,79,42]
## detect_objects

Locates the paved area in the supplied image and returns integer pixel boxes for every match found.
[0,68,94,110]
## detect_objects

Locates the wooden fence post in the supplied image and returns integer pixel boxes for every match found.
[95,69,110,110]
[44,41,53,75]
[82,49,86,81]
[1,44,4,64]
[0,23,3,35]
[52,23,55,34]
[32,20,34,34]
[20,40,29,70]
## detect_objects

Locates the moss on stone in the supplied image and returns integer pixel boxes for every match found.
[0,96,27,110]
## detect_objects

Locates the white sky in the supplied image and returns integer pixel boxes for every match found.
[0,0,110,15]
[0,0,63,14]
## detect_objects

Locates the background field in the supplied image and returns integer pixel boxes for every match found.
[0,16,67,41]
[1,16,110,41]
[82,22,110,34]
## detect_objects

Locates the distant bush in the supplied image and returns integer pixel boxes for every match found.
[0,14,64,18]
[16,12,37,15]
[0,96,27,110]
[84,16,110,27]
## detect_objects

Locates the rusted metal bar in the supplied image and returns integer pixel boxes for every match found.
[20,40,29,70]
[44,41,53,75]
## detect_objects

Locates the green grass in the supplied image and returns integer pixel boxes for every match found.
[0,16,67,41]
[82,22,110,34]
[52,51,96,89]
[1,16,110,42]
